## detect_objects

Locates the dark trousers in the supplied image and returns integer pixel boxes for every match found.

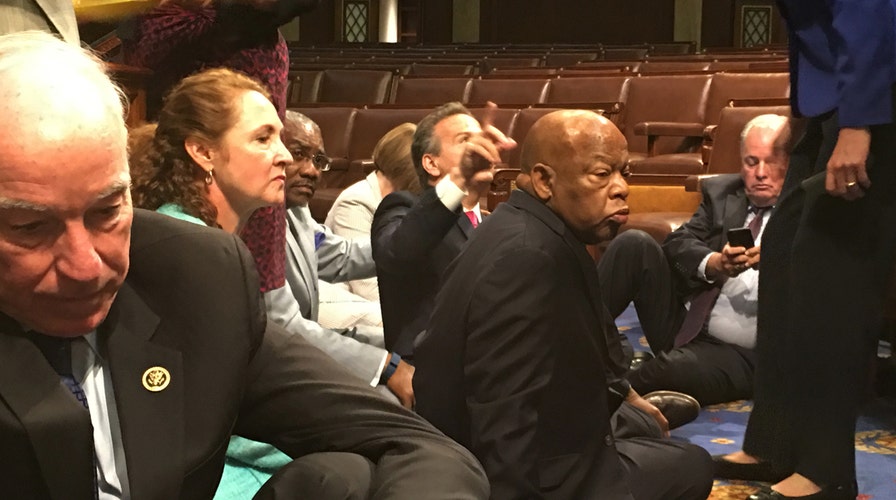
[599,230,686,353]
[743,113,896,486]
[254,452,375,500]
[600,230,756,405]
[613,401,714,500]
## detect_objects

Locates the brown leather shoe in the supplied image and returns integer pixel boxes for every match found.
[642,390,700,429]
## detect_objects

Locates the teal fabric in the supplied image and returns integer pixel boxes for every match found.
[213,436,292,500]
[156,203,207,226]
[154,203,291,498]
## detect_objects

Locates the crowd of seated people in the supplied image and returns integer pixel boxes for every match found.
[6,1,894,499]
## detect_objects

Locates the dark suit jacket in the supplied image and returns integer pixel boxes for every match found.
[371,187,472,357]
[663,173,750,299]
[0,210,487,500]
[414,190,631,500]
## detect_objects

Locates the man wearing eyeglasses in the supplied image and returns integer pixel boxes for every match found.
[264,110,415,408]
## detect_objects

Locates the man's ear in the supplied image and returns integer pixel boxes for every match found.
[529,163,554,202]
[421,153,441,179]
[184,136,216,173]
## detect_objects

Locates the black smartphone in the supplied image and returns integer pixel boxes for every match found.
[727,227,755,249]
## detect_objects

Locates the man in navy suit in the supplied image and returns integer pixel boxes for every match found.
[714,2,896,499]
[371,102,515,361]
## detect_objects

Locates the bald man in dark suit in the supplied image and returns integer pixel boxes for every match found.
[415,109,712,500]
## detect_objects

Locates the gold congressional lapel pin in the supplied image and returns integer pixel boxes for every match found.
[142,366,171,392]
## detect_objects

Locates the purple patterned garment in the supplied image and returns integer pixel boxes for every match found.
[123,3,296,292]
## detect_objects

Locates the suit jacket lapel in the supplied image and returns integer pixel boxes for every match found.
[571,235,630,375]
[33,0,79,45]
[104,283,183,499]
[286,209,316,310]
[507,190,627,370]
[723,189,749,232]
[457,211,474,238]
[0,315,95,500]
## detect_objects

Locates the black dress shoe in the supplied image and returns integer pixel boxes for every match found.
[712,455,789,483]
[746,482,857,500]
[642,390,699,429]
[629,350,654,371]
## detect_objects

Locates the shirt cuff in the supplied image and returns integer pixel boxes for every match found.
[697,253,715,283]
[371,351,389,387]
[608,377,632,400]
[434,176,466,211]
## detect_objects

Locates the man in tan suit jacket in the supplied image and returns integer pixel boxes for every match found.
[0,0,79,44]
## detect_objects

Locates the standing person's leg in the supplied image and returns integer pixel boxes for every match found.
[784,118,896,489]
[598,230,686,352]
[739,117,826,472]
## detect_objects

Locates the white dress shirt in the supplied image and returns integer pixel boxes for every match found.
[74,332,129,499]
[696,208,771,349]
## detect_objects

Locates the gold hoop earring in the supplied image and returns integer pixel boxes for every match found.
[205,169,214,185]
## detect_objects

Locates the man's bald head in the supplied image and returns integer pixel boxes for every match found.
[519,110,630,244]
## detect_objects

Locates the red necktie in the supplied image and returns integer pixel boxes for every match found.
[673,286,721,348]
[465,211,479,228]
[748,207,766,241]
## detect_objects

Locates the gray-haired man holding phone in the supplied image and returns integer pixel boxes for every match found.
[598,114,791,406]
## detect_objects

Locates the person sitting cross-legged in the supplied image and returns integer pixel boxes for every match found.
[599,114,791,406]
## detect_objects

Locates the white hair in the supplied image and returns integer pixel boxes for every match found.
[0,31,128,149]
[740,113,789,149]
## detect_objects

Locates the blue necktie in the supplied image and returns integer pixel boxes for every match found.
[30,334,89,408]
[30,334,98,498]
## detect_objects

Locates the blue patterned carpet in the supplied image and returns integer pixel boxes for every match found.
[616,305,896,500]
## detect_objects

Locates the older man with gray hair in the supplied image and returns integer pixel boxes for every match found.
[598,113,791,407]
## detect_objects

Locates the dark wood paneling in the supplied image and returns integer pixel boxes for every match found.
[299,0,338,44]
[702,1,735,48]
[420,0,453,43]
[480,0,674,44]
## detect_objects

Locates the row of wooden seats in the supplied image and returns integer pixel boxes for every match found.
[288,41,701,61]
[287,71,789,184]
[294,100,790,224]
[288,56,788,78]
[288,42,785,75]
[294,104,615,221]
[289,41,786,67]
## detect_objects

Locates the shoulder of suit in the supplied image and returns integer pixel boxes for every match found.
[374,190,419,215]
[130,208,235,253]
[702,173,744,194]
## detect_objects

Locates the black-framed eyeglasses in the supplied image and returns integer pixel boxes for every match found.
[290,145,331,172]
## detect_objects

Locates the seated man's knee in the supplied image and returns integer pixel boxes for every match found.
[254,452,374,500]
[618,438,712,500]
[606,230,663,260]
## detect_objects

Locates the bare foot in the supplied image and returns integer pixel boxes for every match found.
[722,450,760,464]
[771,473,822,496]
